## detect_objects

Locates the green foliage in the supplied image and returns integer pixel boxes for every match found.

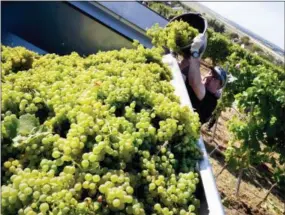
[18,114,40,136]
[148,2,183,20]
[241,36,250,45]
[236,71,285,151]
[204,31,231,65]
[250,44,262,53]
[208,18,225,33]
[229,32,239,40]
[217,40,285,186]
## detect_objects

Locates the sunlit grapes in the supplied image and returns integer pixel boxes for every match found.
[1,41,201,215]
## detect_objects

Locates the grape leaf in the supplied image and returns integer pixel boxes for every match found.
[17,114,39,136]
[13,126,50,148]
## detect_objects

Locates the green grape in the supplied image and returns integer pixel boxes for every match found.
[112,199,121,208]
[81,160,89,168]
[40,203,49,212]
[92,175,100,183]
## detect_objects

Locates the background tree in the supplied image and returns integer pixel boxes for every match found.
[241,36,250,46]
[250,44,262,53]
[208,18,226,33]
[229,32,239,40]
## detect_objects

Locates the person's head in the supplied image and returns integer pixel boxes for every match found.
[204,66,227,94]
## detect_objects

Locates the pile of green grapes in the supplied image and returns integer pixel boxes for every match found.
[146,20,199,54]
[1,42,201,215]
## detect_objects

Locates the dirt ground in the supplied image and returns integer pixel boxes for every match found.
[198,63,285,215]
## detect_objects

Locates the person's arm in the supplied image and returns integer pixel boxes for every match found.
[187,57,206,100]
[179,58,190,72]
[187,33,207,100]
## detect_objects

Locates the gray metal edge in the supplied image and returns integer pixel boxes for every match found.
[98,1,168,30]
[162,54,225,215]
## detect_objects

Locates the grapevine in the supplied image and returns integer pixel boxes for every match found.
[213,33,285,197]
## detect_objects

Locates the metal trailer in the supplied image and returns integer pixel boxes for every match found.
[1,2,224,214]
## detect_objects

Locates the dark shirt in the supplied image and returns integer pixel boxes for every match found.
[185,77,218,124]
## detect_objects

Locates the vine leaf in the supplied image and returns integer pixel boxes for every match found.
[17,114,39,136]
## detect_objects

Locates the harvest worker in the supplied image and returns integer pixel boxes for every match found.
[179,34,227,124]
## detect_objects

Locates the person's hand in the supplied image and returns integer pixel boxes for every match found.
[190,34,207,58]
[202,74,212,84]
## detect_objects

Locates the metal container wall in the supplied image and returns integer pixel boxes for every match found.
[1,1,134,55]
[98,1,168,30]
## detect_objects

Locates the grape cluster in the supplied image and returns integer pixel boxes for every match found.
[1,45,39,79]
[1,41,201,215]
[147,20,199,53]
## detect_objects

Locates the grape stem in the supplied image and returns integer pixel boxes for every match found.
[72,160,83,171]
[173,142,182,148]
[156,141,169,155]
